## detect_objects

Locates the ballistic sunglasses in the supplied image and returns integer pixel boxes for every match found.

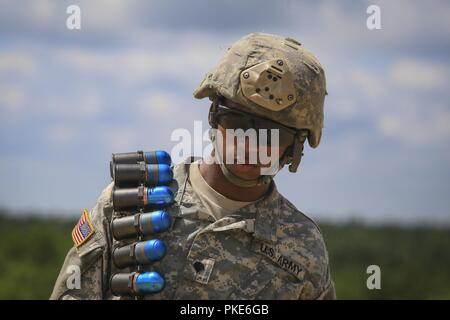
[215,104,297,148]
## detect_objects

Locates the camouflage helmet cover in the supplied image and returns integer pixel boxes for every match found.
[193,32,327,148]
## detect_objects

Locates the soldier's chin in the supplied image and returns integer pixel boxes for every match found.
[227,163,261,180]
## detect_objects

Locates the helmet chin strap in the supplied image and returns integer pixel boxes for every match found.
[287,130,308,173]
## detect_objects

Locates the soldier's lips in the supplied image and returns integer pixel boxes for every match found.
[232,163,260,174]
[235,163,257,168]
[233,158,258,165]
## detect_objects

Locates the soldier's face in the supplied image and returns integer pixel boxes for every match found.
[216,124,289,180]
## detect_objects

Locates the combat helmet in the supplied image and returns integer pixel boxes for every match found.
[193,32,327,187]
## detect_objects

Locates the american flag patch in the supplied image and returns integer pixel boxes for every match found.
[72,209,95,248]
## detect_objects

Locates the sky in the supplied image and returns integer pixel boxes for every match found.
[0,0,449,225]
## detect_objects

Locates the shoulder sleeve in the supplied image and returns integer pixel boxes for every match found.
[276,197,336,300]
[294,221,336,300]
[50,183,114,300]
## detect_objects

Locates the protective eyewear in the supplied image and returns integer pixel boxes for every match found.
[215,105,297,148]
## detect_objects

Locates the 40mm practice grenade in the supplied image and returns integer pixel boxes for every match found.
[113,239,166,269]
[111,150,171,166]
[111,210,172,240]
[110,272,165,296]
[111,163,173,187]
[113,186,174,210]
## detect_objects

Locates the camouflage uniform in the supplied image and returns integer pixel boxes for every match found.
[51,32,336,300]
[51,158,335,299]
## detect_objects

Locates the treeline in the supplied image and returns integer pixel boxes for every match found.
[0,212,449,299]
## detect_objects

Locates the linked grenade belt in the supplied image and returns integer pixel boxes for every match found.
[109,150,175,297]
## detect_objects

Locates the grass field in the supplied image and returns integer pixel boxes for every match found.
[1,212,449,299]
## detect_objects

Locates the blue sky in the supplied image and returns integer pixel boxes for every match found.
[0,0,449,224]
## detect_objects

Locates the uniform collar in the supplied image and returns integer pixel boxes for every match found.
[173,158,280,244]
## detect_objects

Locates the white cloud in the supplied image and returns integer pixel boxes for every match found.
[350,69,384,100]
[389,59,448,90]
[377,59,450,144]
[377,0,450,45]
[136,92,181,118]
[30,0,57,22]
[326,96,361,120]
[43,92,104,120]
[378,104,450,145]
[0,53,36,75]
[80,0,137,30]
[76,93,104,117]
[45,125,78,145]
[0,84,26,113]
[329,57,450,146]
[101,126,144,151]
[316,1,362,40]
[56,32,221,86]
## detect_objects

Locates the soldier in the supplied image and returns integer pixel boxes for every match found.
[51,32,336,300]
